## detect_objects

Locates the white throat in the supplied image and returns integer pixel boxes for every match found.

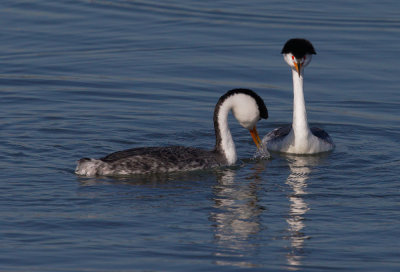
[217,99,237,165]
[291,69,311,142]
[267,68,319,154]
[280,69,327,154]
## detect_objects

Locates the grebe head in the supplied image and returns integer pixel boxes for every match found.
[232,93,268,149]
[223,89,268,149]
[231,93,264,129]
[281,38,316,76]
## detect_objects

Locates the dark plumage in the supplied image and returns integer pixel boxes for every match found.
[281,38,316,59]
[96,146,224,174]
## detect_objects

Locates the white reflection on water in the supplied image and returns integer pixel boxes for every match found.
[211,167,264,268]
[284,155,325,270]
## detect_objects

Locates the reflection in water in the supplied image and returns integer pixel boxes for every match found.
[211,165,266,268]
[76,170,216,186]
[285,155,325,270]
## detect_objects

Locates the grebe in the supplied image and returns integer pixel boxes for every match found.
[263,38,334,154]
[75,89,268,176]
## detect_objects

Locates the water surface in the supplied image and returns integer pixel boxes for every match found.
[1,0,399,271]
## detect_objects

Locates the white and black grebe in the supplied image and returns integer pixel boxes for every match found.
[263,38,334,154]
[75,89,268,176]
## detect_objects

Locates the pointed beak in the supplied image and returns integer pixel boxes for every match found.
[249,126,262,149]
[294,60,302,77]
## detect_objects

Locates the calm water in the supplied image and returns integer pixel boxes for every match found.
[1,0,399,271]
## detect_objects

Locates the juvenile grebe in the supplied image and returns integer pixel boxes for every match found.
[263,38,334,154]
[75,89,268,176]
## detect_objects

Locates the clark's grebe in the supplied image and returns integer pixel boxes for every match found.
[263,38,334,154]
[75,88,268,176]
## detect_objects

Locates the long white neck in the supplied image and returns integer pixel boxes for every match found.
[292,69,311,142]
[214,99,237,165]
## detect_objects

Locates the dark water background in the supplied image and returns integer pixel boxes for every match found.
[1,1,399,271]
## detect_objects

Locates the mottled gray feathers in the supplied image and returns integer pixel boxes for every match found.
[97,146,225,175]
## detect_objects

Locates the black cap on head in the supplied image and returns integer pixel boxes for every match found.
[217,89,268,120]
[281,38,316,59]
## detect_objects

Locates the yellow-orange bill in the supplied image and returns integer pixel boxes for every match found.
[294,61,301,76]
[249,126,262,149]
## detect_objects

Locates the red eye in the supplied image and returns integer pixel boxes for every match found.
[292,55,295,60]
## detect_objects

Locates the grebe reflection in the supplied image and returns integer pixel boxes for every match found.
[285,155,325,269]
[211,168,263,268]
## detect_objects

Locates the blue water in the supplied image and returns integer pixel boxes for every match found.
[1,1,399,271]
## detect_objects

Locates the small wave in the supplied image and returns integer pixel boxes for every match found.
[253,145,271,160]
